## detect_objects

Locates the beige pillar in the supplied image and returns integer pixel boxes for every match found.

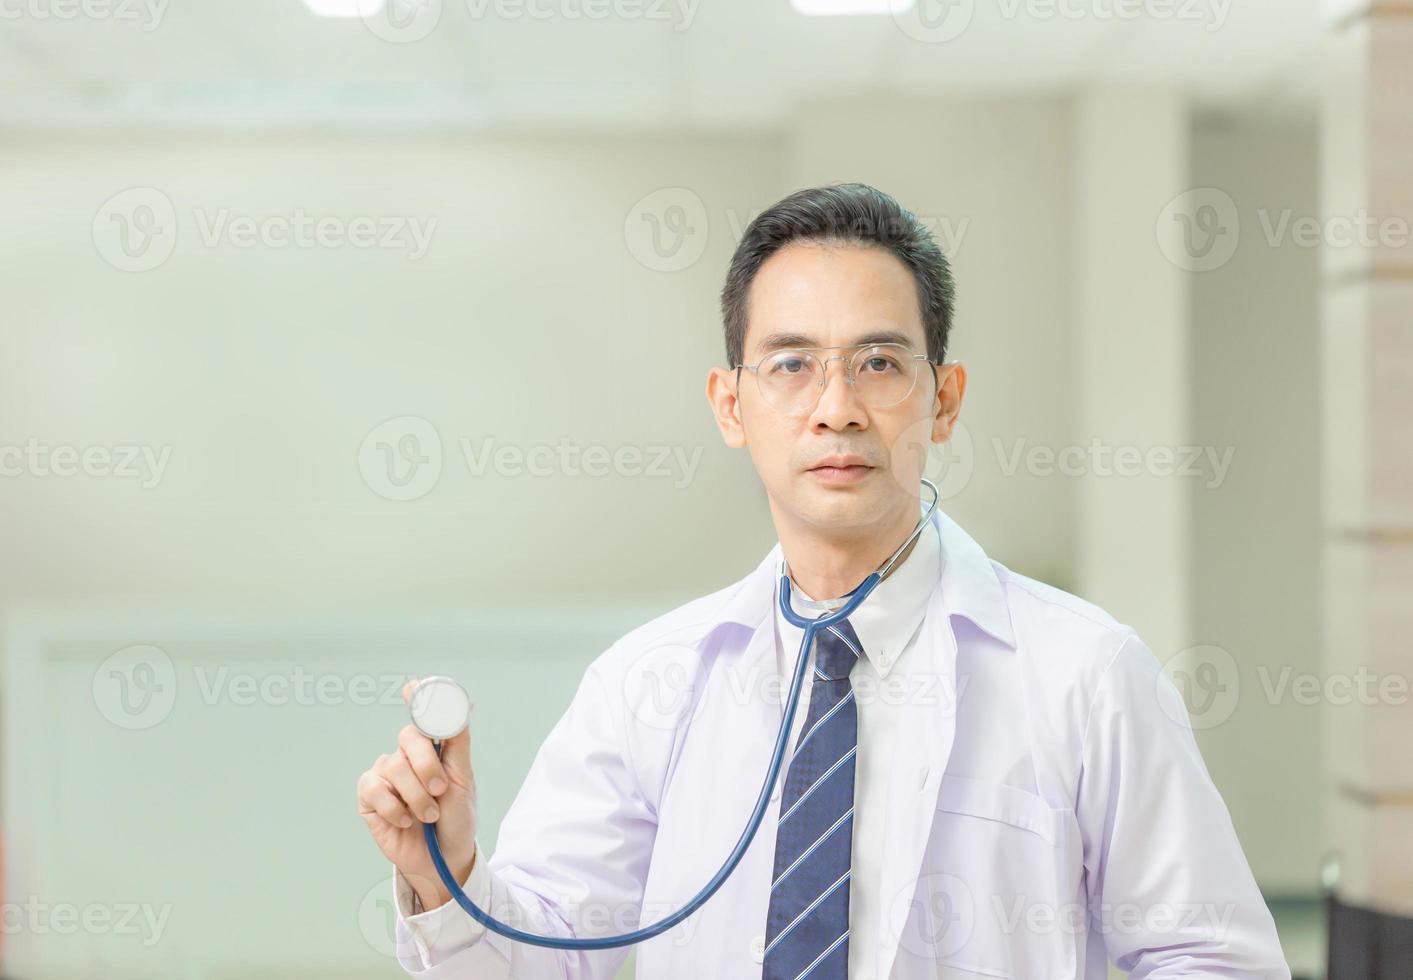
[1320,0,1413,915]
[1073,89,1191,659]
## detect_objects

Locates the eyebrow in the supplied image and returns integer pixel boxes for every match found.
[752,329,920,356]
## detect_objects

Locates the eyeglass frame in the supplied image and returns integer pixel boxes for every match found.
[733,341,941,413]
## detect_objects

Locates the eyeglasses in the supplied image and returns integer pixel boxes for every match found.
[735,342,934,415]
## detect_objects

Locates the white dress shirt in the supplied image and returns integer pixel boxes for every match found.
[764,518,938,979]
[394,517,940,977]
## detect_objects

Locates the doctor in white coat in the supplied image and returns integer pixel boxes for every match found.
[356,182,1291,979]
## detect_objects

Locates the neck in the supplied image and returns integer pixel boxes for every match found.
[777,498,922,601]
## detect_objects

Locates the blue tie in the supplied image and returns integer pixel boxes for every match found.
[763,616,862,980]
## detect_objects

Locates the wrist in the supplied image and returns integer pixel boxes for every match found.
[412,846,476,913]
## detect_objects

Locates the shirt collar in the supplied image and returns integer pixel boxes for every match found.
[711,505,1017,653]
[776,514,939,680]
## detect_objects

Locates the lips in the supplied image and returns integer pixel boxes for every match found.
[808,455,873,471]
[807,457,875,484]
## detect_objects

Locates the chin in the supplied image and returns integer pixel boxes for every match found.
[799,483,880,531]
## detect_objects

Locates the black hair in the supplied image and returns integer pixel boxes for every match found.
[720,182,955,368]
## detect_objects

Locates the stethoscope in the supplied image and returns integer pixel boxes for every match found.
[409,477,942,949]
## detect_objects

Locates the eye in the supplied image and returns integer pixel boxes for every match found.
[769,354,811,375]
[860,351,904,373]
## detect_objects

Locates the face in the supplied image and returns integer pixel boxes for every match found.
[706,241,967,543]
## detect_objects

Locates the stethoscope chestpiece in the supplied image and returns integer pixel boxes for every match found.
[408,675,472,741]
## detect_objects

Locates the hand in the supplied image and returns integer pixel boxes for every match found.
[357,678,478,911]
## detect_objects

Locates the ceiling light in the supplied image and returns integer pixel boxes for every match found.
[791,0,914,14]
[302,0,382,17]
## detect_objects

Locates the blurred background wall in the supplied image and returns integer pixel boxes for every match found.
[1,0,1406,977]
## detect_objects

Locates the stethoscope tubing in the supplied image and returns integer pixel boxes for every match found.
[420,479,940,949]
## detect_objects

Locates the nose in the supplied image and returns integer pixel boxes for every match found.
[810,354,867,426]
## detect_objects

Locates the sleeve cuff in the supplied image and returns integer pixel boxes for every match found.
[393,839,491,967]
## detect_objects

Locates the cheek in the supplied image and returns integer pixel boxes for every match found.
[882,414,936,478]
[741,416,804,479]
[745,421,791,466]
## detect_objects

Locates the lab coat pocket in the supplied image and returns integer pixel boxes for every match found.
[895,774,1080,980]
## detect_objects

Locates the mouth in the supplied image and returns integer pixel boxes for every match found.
[807,458,875,485]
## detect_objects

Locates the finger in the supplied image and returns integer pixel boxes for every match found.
[402,676,420,706]
[399,724,449,795]
[358,804,402,838]
[387,752,440,822]
[358,771,414,829]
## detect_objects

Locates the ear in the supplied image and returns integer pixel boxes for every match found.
[931,360,967,444]
[706,366,748,449]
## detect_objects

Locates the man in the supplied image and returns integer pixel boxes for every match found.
[356,183,1290,978]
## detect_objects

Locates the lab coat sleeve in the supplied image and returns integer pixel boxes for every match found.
[391,651,658,979]
[393,838,494,965]
[1075,630,1291,980]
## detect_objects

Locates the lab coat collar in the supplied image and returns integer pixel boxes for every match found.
[711,505,1017,652]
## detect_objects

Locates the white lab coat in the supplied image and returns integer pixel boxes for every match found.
[395,508,1290,979]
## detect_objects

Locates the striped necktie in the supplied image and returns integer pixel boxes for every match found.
[763,617,862,980]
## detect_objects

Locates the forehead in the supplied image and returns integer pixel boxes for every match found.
[742,242,926,355]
